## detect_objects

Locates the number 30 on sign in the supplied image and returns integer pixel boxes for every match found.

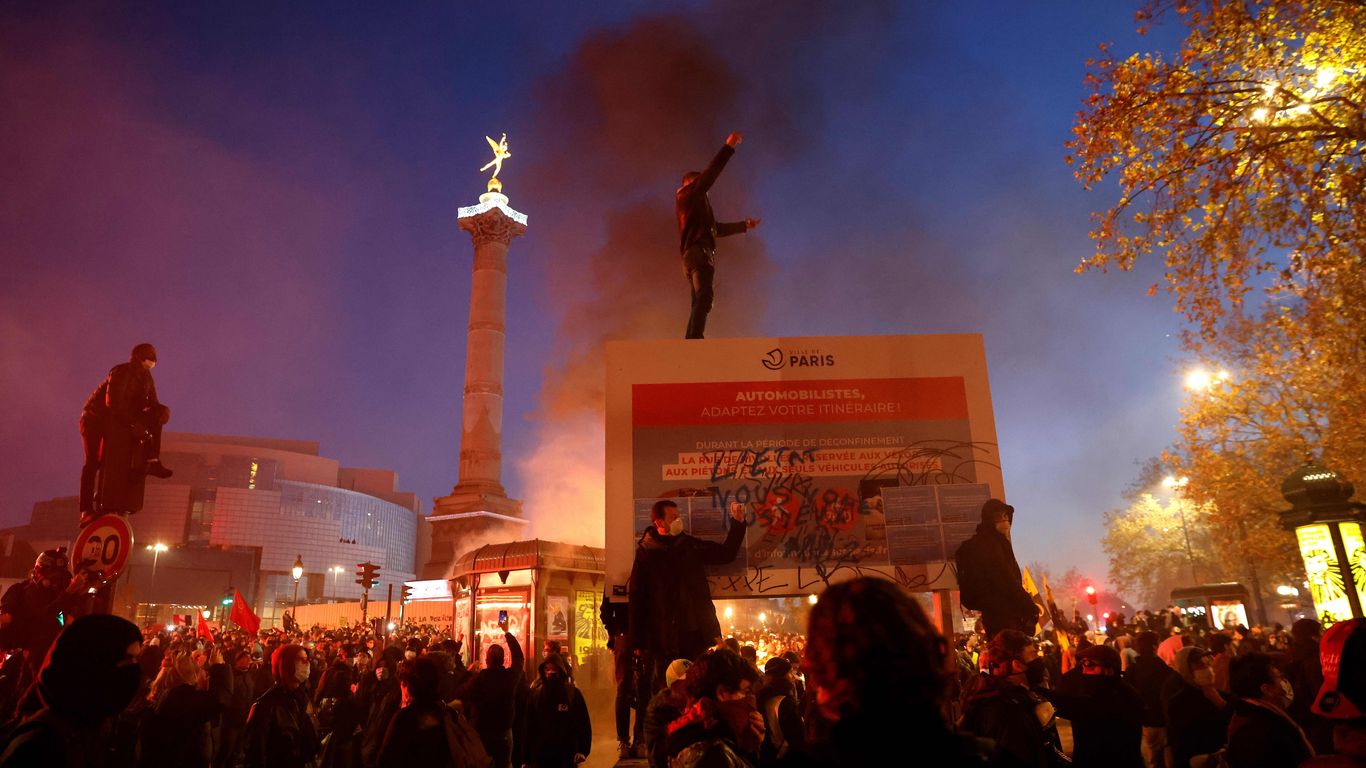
[76,514,135,582]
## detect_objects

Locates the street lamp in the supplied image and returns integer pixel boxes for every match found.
[147,542,169,584]
[330,566,344,600]
[1161,476,1201,584]
[291,555,304,616]
[1280,460,1366,623]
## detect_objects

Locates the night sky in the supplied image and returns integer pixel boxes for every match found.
[2,2,1190,593]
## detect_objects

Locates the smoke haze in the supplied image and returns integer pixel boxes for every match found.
[515,4,898,545]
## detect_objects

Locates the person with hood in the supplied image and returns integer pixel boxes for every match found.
[755,656,805,767]
[629,499,748,691]
[0,614,144,767]
[244,643,319,768]
[644,659,691,768]
[376,655,481,768]
[1162,645,1231,768]
[360,646,404,768]
[1287,618,1334,755]
[953,499,1038,638]
[1123,631,1177,768]
[1042,644,1144,767]
[960,629,1060,768]
[211,647,257,768]
[79,342,173,521]
[1224,651,1314,767]
[664,649,765,767]
[676,132,760,339]
[139,650,221,768]
[525,653,591,768]
[0,548,92,676]
[460,619,524,768]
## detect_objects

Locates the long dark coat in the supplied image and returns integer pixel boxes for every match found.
[627,521,747,662]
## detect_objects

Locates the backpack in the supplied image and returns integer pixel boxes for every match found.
[954,537,988,611]
[761,695,788,757]
[442,704,493,768]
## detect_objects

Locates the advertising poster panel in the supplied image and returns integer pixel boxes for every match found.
[606,335,1005,598]
[475,586,530,664]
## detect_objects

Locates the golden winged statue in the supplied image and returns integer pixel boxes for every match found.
[481,133,511,192]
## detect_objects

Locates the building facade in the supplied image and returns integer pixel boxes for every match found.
[12,432,425,626]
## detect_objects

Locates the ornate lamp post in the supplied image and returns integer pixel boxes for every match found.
[1279,461,1366,624]
[291,555,305,616]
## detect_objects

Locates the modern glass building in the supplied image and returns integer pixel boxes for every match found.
[143,432,423,625]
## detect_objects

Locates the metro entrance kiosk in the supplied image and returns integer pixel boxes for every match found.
[604,335,1006,632]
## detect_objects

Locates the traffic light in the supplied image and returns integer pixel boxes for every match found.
[355,562,380,590]
[1085,585,1098,606]
[400,584,412,604]
[221,587,234,607]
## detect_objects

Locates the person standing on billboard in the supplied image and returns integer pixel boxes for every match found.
[677,132,760,339]
[628,499,748,691]
[953,498,1039,638]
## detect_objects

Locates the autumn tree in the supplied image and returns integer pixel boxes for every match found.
[1103,491,1227,606]
[1069,0,1366,577]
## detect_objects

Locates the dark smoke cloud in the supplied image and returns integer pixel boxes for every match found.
[513,3,897,543]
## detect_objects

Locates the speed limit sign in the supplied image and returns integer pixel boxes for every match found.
[76,514,135,582]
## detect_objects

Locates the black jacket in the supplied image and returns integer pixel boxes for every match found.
[463,631,525,734]
[1043,671,1144,768]
[141,683,221,768]
[376,700,457,768]
[1162,677,1231,768]
[210,663,257,726]
[1124,653,1177,728]
[628,522,748,661]
[757,680,806,767]
[244,683,319,768]
[676,144,747,257]
[953,524,1036,634]
[0,579,86,658]
[526,679,591,766]
[1226,698,1314,768]
[959,675,1054,768]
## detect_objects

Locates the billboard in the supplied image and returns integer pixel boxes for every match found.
[606,335,1005,598]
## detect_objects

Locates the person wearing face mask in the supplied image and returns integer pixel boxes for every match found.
[243,644,320,768]
[664,649,765,766]
[360,646,405,768]
[79,342,173,523]
[953,499,1039,639]
[525,654,591,768]
[211,648,258,768]
[628,499,748,695]
[1225,652,1314,767]
[0,614,144,767]
[0,548,93,678]
[1042,644,1144,767]
[960,629,1062,767]
[1162,646,1231,768]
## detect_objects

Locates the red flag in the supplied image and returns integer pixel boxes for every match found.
[197,617,215,643]
[230,590,261,636]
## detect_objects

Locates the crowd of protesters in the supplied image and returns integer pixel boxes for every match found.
[13,496,1366,767]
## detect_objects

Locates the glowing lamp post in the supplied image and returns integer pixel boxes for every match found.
[291,555,305,616]
[1279,461,1366,624]
[330,566,344,600]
